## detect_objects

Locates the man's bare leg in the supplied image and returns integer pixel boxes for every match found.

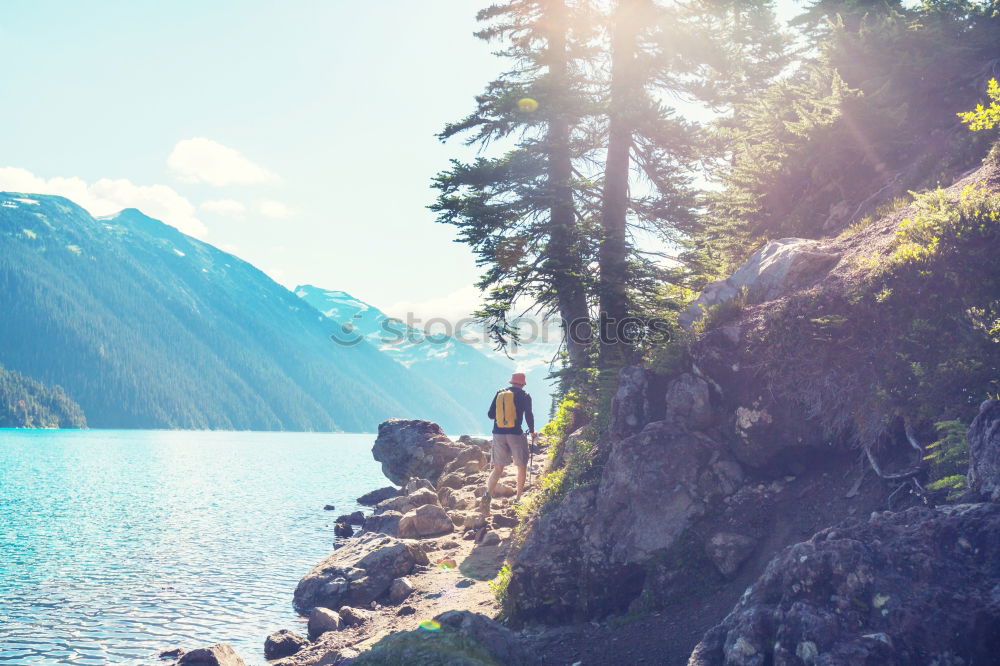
[482,464,505,512]
[515,465,526,500]
[487,464,505,495]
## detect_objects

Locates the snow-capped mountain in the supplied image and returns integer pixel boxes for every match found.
[296,285,557,424]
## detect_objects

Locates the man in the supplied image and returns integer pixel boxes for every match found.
[483,372,535,512]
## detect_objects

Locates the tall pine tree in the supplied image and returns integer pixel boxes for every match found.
[432,0,598,384]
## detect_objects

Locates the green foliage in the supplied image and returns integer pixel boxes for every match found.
[924,420,969,498]
[958,78,1000,131]
[0,364,86,428]
[889,183,1000,265]
[700,0,1000,270]
[350,627,502,666]
[747,181,1000,447]
[540,391,581,443]
[489,562,513,606]
[691,287,749,338]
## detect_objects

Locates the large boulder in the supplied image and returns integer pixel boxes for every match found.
[372,419,464,485]
[362,510,403,537]
[691,325,832,469]
[689,503,1000,666]
[679,238,840,330]
[398,504,454,539]
[508,420,744,623]
[968,399,1000,501]
[506,485,598,624]
[357,486,400,506]
[307,607,342,640]
[292,533,429,614]
[176,643,244,666]
[587,421,743,565]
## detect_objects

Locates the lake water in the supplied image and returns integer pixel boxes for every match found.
[0,429,389,665]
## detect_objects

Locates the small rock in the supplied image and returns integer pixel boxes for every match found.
[492,513,517,528]
[492,483,516,498]
[705,532,757,577]
[456,579,475,588]
[398,504,455,539]
[339,606,372,626]
[307,607,342,640]
[438,472,466,489]
[159,648,184,660]
[375,495,416,515]
[478,530,501,546]
[334,521,354,538]
[347,510,365,525]
[389,576,415,604]
[396,604,416,616]
[263,630,307,660]
[405,478,436,494]
[323,504,336,511]
[177,643,244,666]
[357,486,400,506]
[463,512,488,530]
[440,539,459,548]
[438,486,456,508]
[407,487,440,508]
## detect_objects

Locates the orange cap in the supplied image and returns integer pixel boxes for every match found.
[510,372,527,386]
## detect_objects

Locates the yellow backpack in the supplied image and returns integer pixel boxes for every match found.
[495,389,517,428]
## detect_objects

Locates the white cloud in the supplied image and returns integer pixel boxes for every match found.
[167,137,278,187]
[0,166,207,238]
[201,199,247,217]
[258,199,293,219]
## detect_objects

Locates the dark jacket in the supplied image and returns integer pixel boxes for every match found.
[487,385,534,435]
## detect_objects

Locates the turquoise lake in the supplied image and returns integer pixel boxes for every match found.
[0,429,389,665]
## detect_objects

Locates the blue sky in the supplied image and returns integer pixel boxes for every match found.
[0,0,803,322]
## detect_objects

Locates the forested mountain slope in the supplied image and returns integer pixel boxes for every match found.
[0,194,480,432]
[295,285,515,428]
[0,363,85,428]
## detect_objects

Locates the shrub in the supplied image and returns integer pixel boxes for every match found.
[924,420,969,498]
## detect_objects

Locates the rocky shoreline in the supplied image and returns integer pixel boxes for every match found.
[164,420,540,665]
[165,398,1000,666]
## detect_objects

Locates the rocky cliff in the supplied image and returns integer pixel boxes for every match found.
[499,158,1000,662]
[173,160,1000,664]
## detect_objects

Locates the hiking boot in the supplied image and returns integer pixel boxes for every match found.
[479,491,492,513]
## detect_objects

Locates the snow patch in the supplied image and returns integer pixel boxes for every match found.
[13,198,39,205]
[1,201,17,208]
[173,248,186,257]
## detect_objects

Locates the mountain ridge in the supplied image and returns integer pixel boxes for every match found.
[0,192,481,432]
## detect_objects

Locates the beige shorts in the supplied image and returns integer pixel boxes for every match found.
[491,433,529,467]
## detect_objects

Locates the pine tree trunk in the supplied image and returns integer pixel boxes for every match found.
[599,0,640,371]
[545,0,591,376]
